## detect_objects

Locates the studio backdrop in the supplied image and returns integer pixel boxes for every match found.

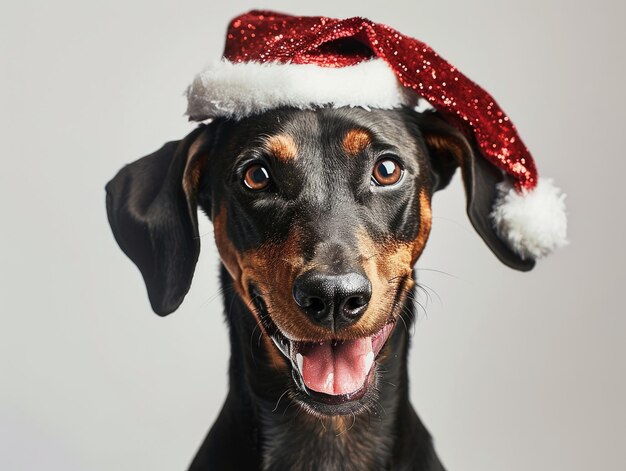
[1,1,624,470]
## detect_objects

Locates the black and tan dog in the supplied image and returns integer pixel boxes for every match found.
[106,106,531,470]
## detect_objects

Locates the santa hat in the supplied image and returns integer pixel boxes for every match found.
[186,10,567,261]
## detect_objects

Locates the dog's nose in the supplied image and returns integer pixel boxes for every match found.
[292,271,372,331]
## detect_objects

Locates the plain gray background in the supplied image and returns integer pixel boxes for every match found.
[1,1,624,470]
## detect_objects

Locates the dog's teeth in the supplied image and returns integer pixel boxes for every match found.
[296,353,303,373]
[364,351,375,373]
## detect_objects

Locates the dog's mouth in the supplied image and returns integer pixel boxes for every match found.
[251,286,397,408]
[289,323,395,401]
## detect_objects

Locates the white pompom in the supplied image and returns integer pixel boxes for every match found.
[490,178,568,260]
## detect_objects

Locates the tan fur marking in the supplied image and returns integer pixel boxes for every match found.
[266,134,297,161]
[212,208,243,289]
[211,193,434,346]
[215,222,385,342]
[342,129,371,156]
[182,131,210,198]
[342,129,372,156]
[213,211,324,350]
[213,208,293,370]
[354,230,413,336]
[411,189,433,264]
[352,191,433,336]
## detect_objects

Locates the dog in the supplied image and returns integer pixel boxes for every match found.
[106,106,533,470]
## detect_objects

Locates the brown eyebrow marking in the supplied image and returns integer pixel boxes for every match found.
[342,128,372,156]
[266,134,297,161]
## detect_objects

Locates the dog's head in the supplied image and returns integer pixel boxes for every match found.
[106,106,531,415]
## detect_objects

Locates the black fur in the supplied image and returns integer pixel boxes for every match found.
[106,107,532,470]
[187,266,445,471]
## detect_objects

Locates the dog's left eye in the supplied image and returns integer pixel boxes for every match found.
[243,164,271,191]
[371,156,403,187]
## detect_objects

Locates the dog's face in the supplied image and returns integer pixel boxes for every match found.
[205,108,432,411]
[106,106,531,416]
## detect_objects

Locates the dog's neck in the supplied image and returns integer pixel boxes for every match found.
[193,266,443,471]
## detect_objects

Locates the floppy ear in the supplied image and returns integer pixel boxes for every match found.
[413,110,535,271]
[105,124,213,315]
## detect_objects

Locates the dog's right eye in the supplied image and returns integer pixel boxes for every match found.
[243,164,271,191]
[371,156,403,187]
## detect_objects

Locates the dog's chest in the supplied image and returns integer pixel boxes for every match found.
[260,412,395,471]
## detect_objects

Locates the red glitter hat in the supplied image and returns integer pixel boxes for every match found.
[186,10,567,260]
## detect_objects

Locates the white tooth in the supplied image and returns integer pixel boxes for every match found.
[296,353,304,373]
[364,351,375,373]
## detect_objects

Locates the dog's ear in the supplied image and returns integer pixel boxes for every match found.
[412,110,535,271]
[105,124,213,315]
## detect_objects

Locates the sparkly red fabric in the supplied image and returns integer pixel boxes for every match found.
[224,10,537,190]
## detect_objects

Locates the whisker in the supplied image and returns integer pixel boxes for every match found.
[318,418,327,432]
[198,284,235,309]
[283,394,298,417]
[257,327,264,348]
[403,292,425,325]
[414,299,428,319]
[272,389,290,413]
[396,309,410,333]
[197,229,215,239]
[417,281,443,305]
[347,412,357,432]
[249,324,260,355]
[414,267,457,279]
[414,283,433,306]
[379,380,397,389]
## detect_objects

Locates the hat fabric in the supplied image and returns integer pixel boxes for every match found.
[186,10,567,260]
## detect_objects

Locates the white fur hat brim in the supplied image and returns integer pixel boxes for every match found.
[186,59,416,121]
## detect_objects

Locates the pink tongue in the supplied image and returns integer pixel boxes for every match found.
[299,338,373,396]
